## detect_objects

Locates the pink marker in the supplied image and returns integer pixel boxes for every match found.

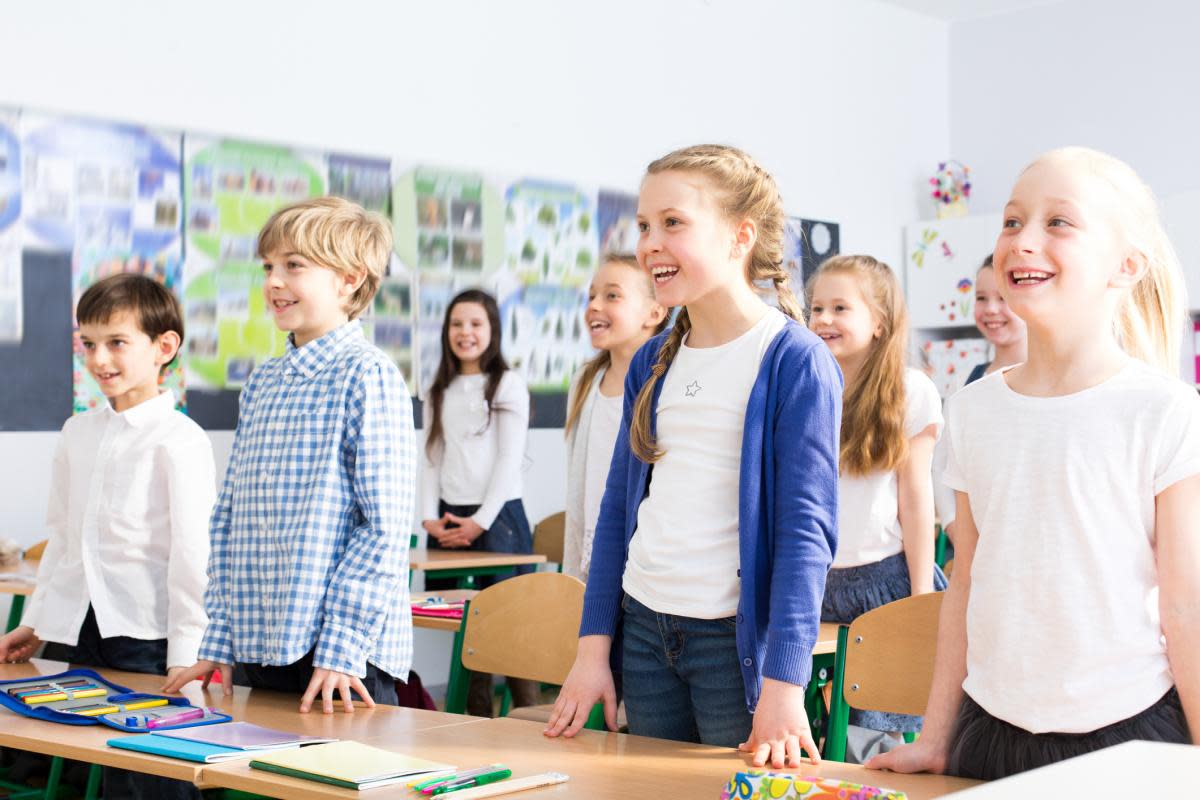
[146,707,207,729]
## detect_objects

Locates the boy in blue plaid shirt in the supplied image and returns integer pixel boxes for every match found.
[165,197,415,713]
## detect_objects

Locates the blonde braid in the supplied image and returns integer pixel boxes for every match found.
[629,309,691,462]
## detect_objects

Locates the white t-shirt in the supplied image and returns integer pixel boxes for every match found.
[581,388,623,579]
[833,368,943,567]
[943,361,1200,733]
[623,308,788,619]
[420,371,529,529]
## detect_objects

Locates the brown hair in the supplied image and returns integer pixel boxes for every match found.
[76,273,184,368]
[629,144,801,463]
[424,289,509,459]
[564,254,669,436]
[257,196,392,319]
[806,255,909,476]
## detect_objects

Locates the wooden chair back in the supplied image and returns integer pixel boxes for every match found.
[532,511,566,567]
[24,540,47,560]
[843,591,944,716]
[461,572,584,685]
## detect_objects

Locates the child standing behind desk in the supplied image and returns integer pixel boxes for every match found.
[0,273,215,800]
[165,198,416,714]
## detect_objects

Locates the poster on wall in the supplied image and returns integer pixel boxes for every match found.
[904,214,1000,329]
[392,166,506,394]
[182,136,326,389]
[597,189,639,256]
[921,337,989,399]
[329,153,391,216]
[0,109,21,343]
[20,113,185,412]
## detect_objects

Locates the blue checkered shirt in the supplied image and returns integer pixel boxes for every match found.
[197,320,415,678]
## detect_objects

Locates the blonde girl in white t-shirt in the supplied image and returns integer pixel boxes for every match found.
[563,254,667,582]
[807,255,945,735]
[870,147,1199,780]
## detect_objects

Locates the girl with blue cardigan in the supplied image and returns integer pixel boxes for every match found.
[544,144,842,770]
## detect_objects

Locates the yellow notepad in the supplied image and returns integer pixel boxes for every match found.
[249,741,454,790]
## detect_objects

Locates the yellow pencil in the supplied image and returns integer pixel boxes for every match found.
[122,699,170,711]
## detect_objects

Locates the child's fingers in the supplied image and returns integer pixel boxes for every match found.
[220,665,234,696]
[352,677,375,708]
[544,697,576,737]
[603,690,618,732]
[299,675,321,713]
[340,679,355,713]
[322,679,336,714]
[799,731,821,764]
[751,741,771,767]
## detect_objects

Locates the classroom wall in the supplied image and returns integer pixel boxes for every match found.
[0,0,953,676]
[948,0,1200,212]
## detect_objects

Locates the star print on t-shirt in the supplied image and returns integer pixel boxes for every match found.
[684,380,702,397]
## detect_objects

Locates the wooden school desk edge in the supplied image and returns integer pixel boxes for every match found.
[409,549,548,572]
[196,714,983,800]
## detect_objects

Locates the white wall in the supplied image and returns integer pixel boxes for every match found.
[949,0,1200,212]
[0,0,952,677]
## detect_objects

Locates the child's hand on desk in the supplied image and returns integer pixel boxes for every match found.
[739,677,821,769]
[161,660,233,695]
[300,667,376,714]
[864,739,947,774]
[0,625,41,663]
[543,635,617,738]
[436,514,484,548]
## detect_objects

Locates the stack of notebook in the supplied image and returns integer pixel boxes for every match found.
[107,721,337,763]
[249,741,455,790]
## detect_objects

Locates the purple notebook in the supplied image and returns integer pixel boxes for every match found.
[155,721,336,750]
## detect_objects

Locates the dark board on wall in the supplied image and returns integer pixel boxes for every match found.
[0,251,568,431]
[0,252,73,431]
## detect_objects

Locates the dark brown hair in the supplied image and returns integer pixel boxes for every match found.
[76,273,184,368]
[425,289,509,458]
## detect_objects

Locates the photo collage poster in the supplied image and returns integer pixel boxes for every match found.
[20,113,184,413]
[328,153,414,388]
[182,137,325,390]
[0,109,20,343]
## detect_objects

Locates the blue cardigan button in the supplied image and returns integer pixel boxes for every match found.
[743,657,753,667]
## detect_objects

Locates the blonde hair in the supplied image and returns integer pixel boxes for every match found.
[257,196,392,319]
[564,254,668,436]
[1026,147,1186,372]
[806,255,909,476]
[629,144,802,463]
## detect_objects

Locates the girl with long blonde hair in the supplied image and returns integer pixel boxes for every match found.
[807,254,946,736]
[544,145,842,771]
[870,147,1199,779]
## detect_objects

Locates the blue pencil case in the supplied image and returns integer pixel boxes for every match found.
[0,668,231,732]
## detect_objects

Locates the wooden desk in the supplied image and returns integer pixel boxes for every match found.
[0,658,480,787]
[410,589,476,633]
[410,548,547,573]
[0,557,38,632]
[204,714,981,799]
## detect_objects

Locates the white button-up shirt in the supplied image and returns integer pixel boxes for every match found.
[22,390,216,668]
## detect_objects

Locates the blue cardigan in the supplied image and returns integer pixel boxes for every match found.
[579,319,842,712]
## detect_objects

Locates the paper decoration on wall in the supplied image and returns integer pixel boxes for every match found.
[503,179,597,285]
[0,109,20,343]
[182,137,326,389]
[494,271,592,392]
[921,337,989,399]
[597,190,639,255]
[328,154,391,216]
[20,113,185,413]
[393,167,504,276]
[904,214,1000,330]
[931,159,971,219]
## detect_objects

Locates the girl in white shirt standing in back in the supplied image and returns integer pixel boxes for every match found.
[871,147,1199,780]
[807,255,945,736]
[563,254,667,582]
[420,288,539,717]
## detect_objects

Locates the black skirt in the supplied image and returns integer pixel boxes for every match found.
[947,688,1190,780]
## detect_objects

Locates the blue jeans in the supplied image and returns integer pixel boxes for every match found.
[620,594,752,747]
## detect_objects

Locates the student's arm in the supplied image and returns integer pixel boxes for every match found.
[898,424,939,596]
[0,431,70,661]
[866,489,977,774]
[308,360,414,707]
[546,347,649,738]
[419,396,443,536]
[162,430,217,672]
[742,342,841,768]
[467,373,530,532]
[1157,473,1200,742]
